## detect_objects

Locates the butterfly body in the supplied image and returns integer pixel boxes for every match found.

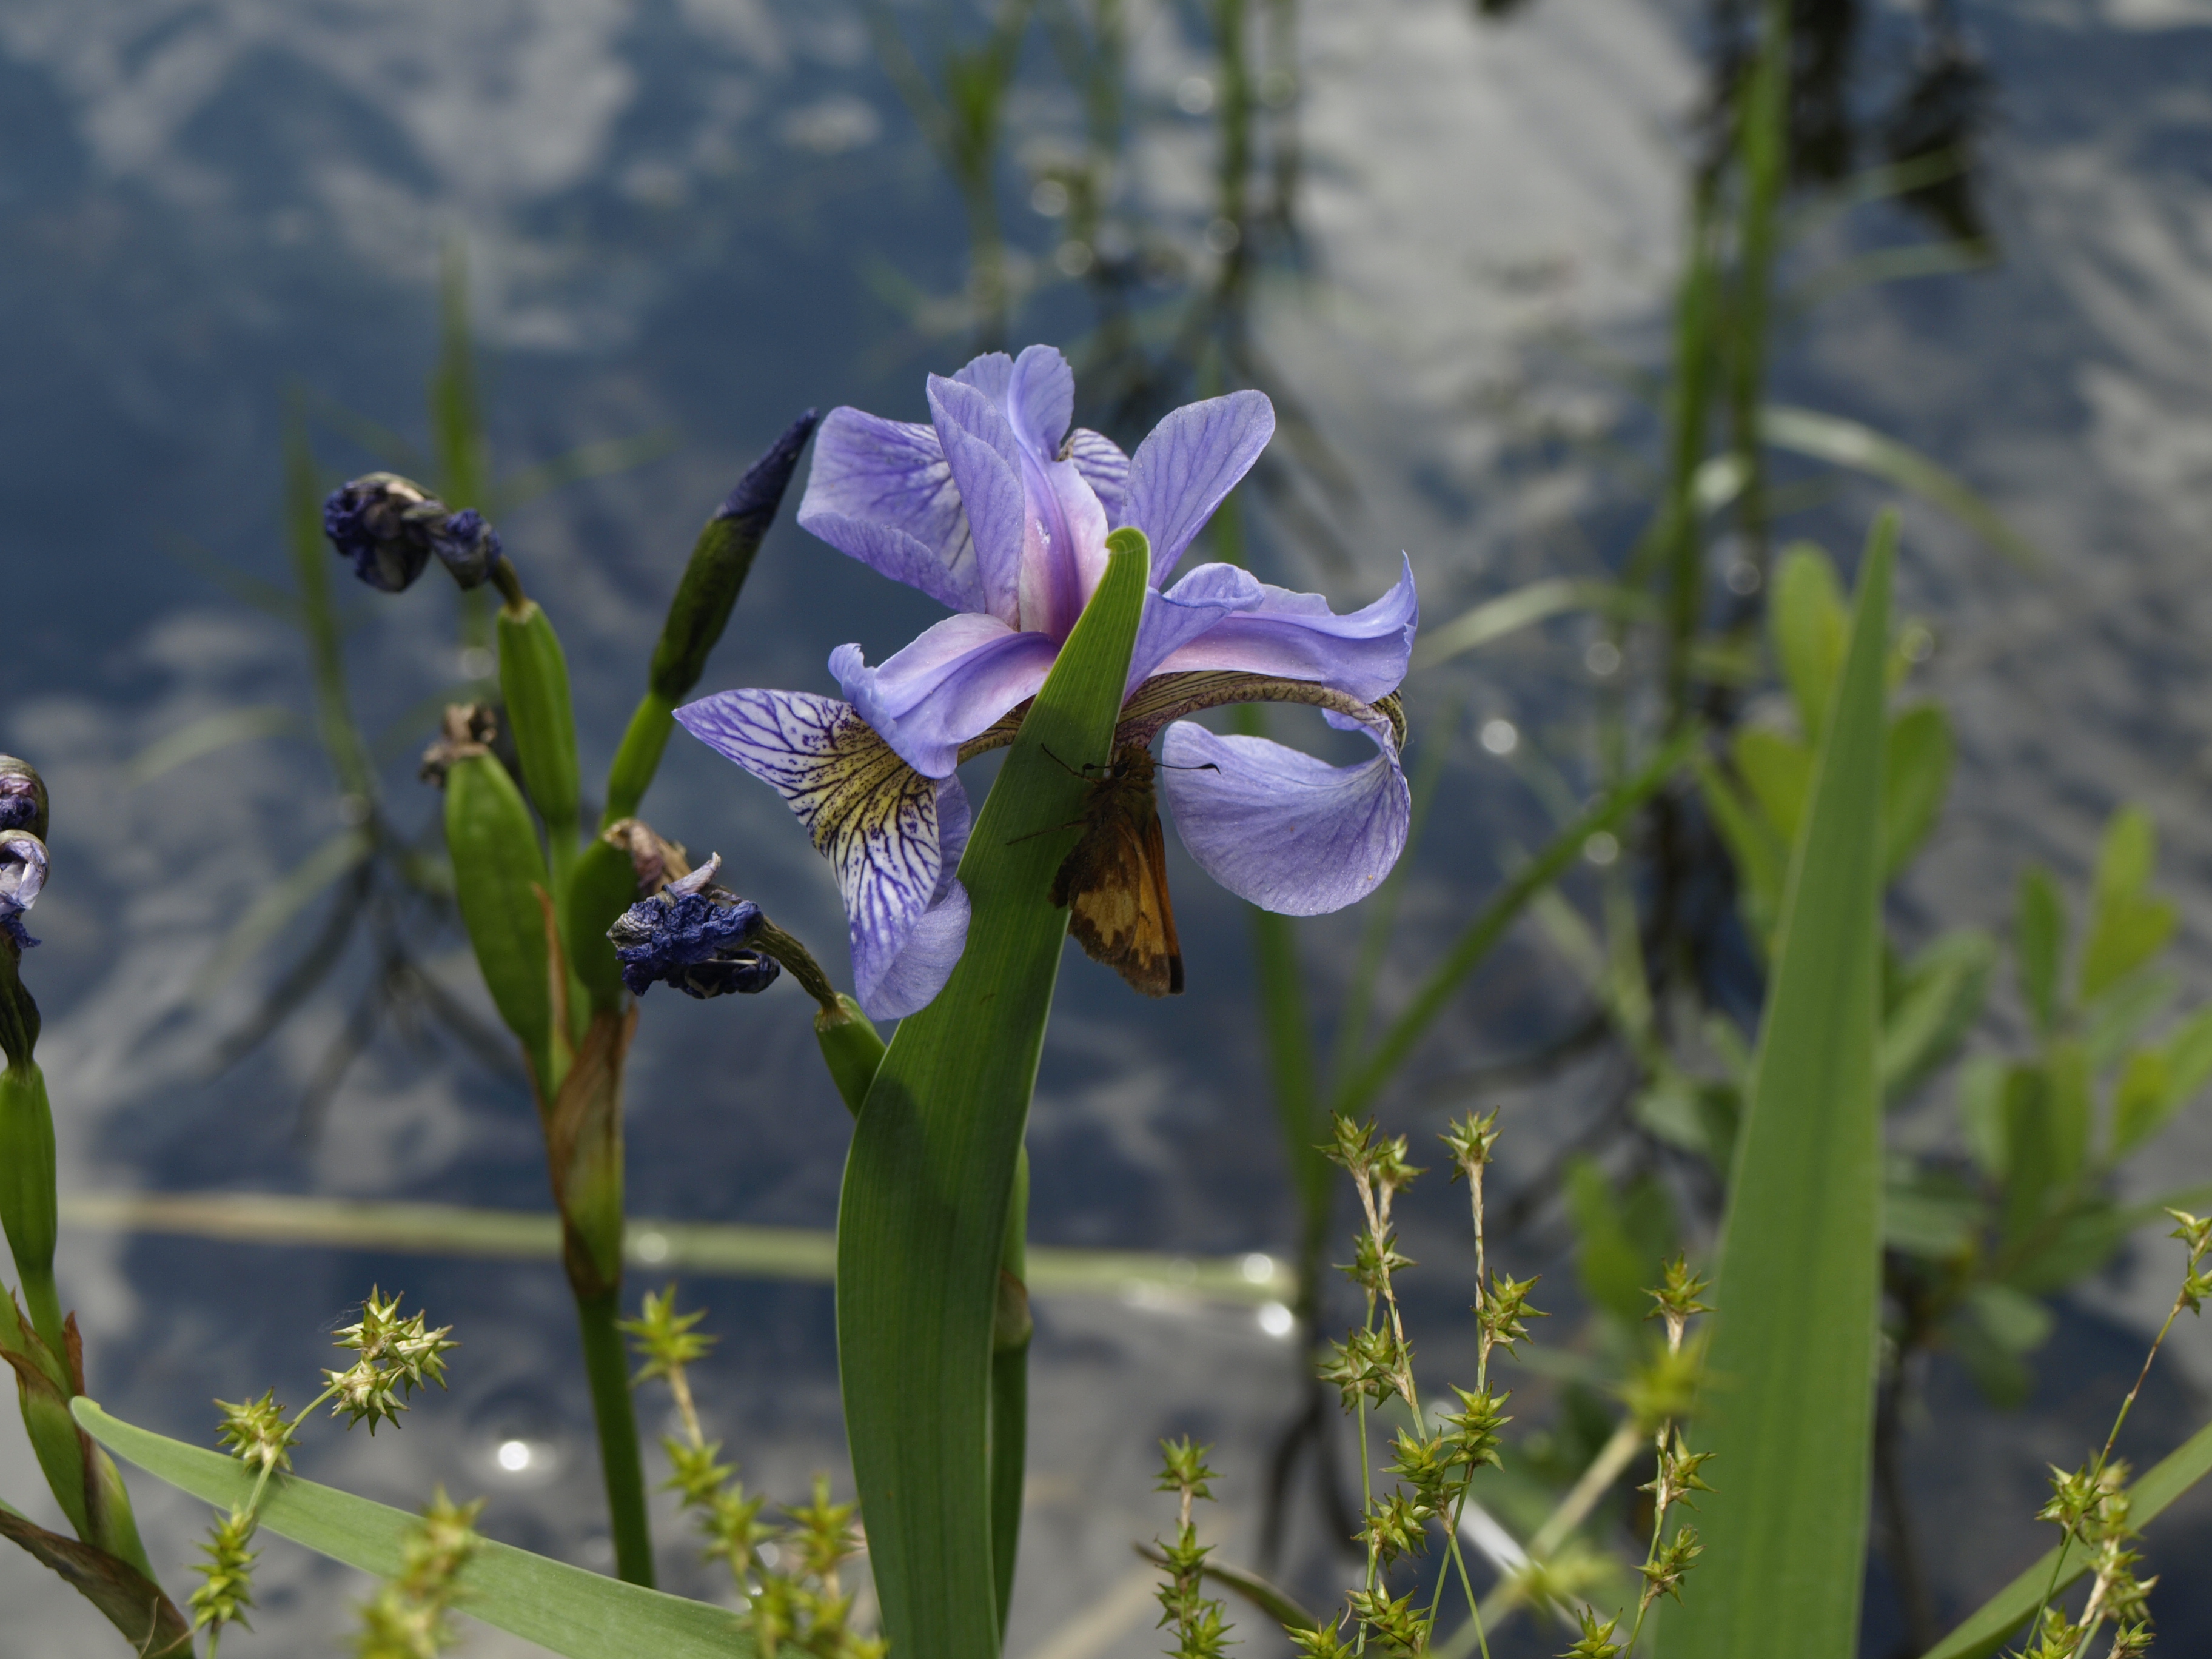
[1049,743,1184,997]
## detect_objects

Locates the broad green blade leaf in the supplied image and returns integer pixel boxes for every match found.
[72,1399,749,1659]
[2015,866,2066,1037]
[837,535,1150,1659]
[1769,542,1847,739]
[1763,406,2040,568]
[1665,518,1894,1659]
[1920,1414,2212,1659]
[1882,703,1953,879]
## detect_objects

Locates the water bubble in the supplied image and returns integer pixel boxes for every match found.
[1176,76,1215,115]
[1584,831,1620,867]
[1259,69,1297,107]
[1900,623,1935,663]
[1726,561,1761,595]
[458,646,495,680]
[1055,240,1095,278]
[1204,218,1241,255]
[1257,1302,1296,1339]
[1241,1252,1276,1284]
[632,1229,670,1265]
[1480,718,1519,757]
[1584,640,1622,677]
[1030,179,1070,218]
[496,1439,532,1473]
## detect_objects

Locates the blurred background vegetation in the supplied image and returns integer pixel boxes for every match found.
[4,0,2212,1652]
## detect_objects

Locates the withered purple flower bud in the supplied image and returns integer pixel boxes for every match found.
[607,857,780,999]
[1,830,48,951]
[324,474,505,594]
[0,757,47,840]
[427,508,500,590]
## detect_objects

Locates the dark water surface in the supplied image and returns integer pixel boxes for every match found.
[5,0,2212,1652]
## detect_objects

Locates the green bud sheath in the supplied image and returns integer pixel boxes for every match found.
[601,692,675,830]
[0,1061,61,1354]
[0,1290,89,1540]
[445,753,560,1101]
[497,600,582,836]
[565,837,638,1013]
[598,515,762,830]
[602,411,816,826]
[813,994,886,1118]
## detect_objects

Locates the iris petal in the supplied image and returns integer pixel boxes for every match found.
[1126,563,1264,687]
[1159,720,1410,916]
[1148,554,1418,705]
[829,615,1061,779]
[672,689,972,1018]
[1001,345,1076,465]
[796,408,984,612]
[1068,429,1130,525]
[1126,390,1275,584]
[928,376,1031,626]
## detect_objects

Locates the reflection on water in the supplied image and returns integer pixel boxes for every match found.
[5,0,2212,1651]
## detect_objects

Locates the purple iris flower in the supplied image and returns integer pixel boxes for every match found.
[1,830,47,951]
[675,345,1417,1019]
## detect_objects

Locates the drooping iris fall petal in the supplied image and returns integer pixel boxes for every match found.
[1159,719,1411,916]
[672,690,973,1019]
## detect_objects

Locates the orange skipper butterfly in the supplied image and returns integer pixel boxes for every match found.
[1047,743,1187,997]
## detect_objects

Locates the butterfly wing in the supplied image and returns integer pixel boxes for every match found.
[1056,788,1182,998]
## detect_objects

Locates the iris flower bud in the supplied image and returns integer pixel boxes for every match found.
[323,474,503,593]
[0,830,47,951]
[606,857,780,999]
[0,756,47,840]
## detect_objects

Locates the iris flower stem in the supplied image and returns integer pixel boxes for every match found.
[575,1287,657,1586]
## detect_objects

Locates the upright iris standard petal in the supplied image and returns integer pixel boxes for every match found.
[927,375,1033,626]
[673,689,971,1019]
[1147,554,1419,705]
[1159,720,1410,916]
[1124,390,1276,585]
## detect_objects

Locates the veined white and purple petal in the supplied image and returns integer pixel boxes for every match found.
[672,689,971,1019]
[1159,716,1410,916]
[1125,390,1275,584]
[865,774,973,1017]
[828,615,1061,779]
[1147,554,1418,705]
[796,409,984,612]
